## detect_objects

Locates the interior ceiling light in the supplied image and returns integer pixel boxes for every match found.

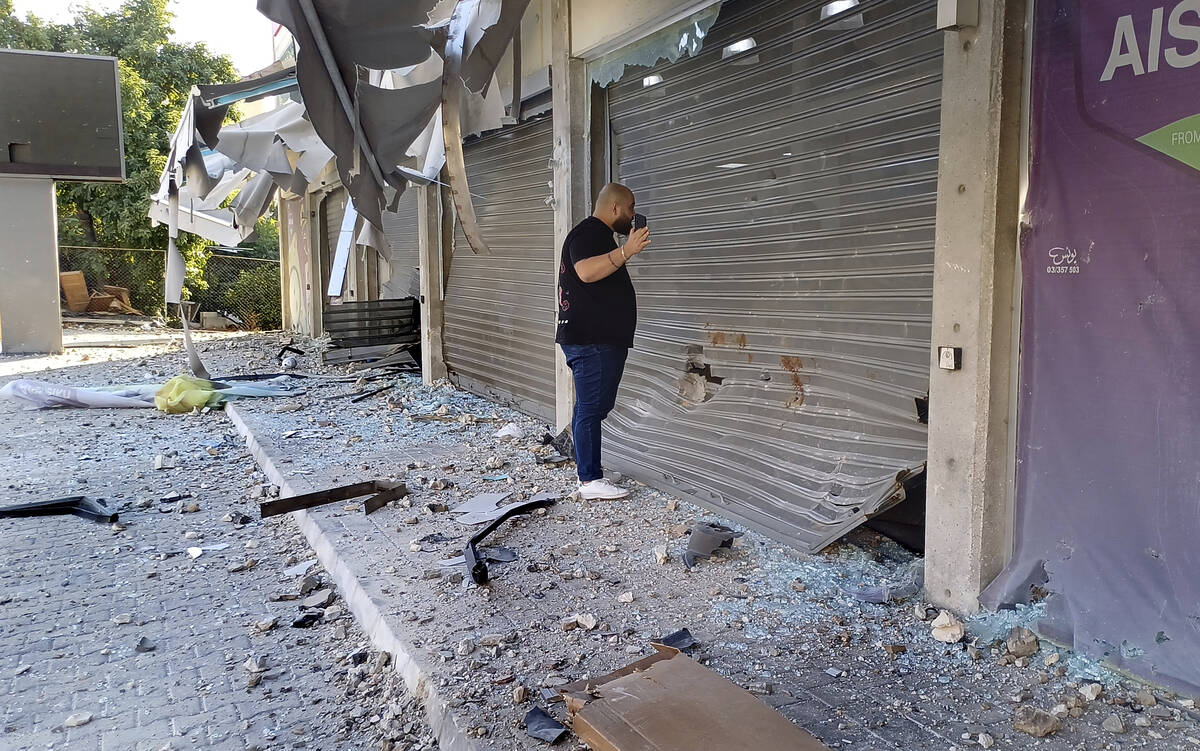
[722,38,757,58]
[820,0,864,29]
[642,74,664,88]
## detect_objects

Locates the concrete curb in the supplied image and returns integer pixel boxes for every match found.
[225,403,483,751]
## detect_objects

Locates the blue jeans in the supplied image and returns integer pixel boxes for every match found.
[561,344,629,483]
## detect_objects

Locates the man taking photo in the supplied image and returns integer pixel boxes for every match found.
[555,183,650,500]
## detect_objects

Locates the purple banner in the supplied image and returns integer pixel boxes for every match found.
[983,0,1200,693]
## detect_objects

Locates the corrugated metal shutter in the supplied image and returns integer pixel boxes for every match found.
[604,0,942,551]
[381,188,420,300]
[444,117,556,421]
[319,186,347,300]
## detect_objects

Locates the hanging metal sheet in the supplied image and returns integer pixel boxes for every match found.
[319,187,348,304]
[604,0,942,552]
[381,189,421,300]
[444,117,556,421]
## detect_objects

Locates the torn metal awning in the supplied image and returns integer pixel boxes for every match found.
[255,0,525,255]
[148,74,334,308]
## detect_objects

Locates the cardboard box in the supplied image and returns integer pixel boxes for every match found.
[561,646,829,751]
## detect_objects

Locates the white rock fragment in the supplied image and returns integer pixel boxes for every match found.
[930,610,965,643]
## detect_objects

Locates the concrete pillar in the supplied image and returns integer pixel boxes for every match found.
[924,0,1026,613]
[551,0,587,432]
[418,183,448,384]
[0,178,63,354]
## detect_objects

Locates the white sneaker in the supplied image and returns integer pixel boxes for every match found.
[578,479,629,500]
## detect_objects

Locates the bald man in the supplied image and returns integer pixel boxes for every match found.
[555,183,651,500]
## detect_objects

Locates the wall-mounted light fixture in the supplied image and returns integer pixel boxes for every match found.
[722,38,757,59]
[820,0,863,30]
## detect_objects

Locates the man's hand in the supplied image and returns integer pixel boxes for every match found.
[623,227,651,256]
[573,228,651,283]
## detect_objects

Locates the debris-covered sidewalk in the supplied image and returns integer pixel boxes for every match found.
[3,329,1198,751]
[0,328,435,751]
[211,334,1199,751]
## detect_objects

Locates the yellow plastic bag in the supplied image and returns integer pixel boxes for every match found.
[155,375,221,414]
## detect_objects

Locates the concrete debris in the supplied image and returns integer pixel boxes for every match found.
[1080,683,1103,702]
[1006,627,1040,657]
[135,636,156,653]
[283,559,317,577]
[666,499,680,511]
[653,545,670,565]
[1013,705,1063,737]
[1136,688,1157,706]
[1043,652,1061,667]
[576,613,599,631]
[618,591,635,604]
[228,558,258,573]
[456,638,475,656]
[112,613,133,625]
[930,610,965,643]
[513,685,529,704]
[977,732,995,749]
[255,617,279,633]
[302,589,335,609]
[561,616,578,632]
[243,655,268,673]
[791,578,807,593]
[154,454,176,470]
[494,423,525,440]
[299,575,321,595]
[1102,714,1127,734]
[64,712,94,728]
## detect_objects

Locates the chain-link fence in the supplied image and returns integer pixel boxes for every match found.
[58,246,282,330]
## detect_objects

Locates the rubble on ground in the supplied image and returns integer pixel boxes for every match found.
[4,328,1196,751]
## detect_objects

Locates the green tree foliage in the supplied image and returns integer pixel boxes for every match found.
[0,0,236,269]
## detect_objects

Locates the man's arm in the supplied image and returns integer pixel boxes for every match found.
[574,228,651,283]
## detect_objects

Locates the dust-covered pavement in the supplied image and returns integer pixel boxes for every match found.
[3,326,1199,751]
[0,326,434,751]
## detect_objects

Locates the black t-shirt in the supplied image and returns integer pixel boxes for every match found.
[555,216,637,348]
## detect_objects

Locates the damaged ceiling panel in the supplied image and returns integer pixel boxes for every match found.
[256,0,525,252]
[149,68,333,315]
[603,0,942,552]
[588,3,722,88]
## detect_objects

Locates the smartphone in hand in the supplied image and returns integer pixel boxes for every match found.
[633,213,647,231]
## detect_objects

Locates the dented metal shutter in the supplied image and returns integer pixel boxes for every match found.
[444,117,556,420]
[604,0,942,551]
[381,188,421,300]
